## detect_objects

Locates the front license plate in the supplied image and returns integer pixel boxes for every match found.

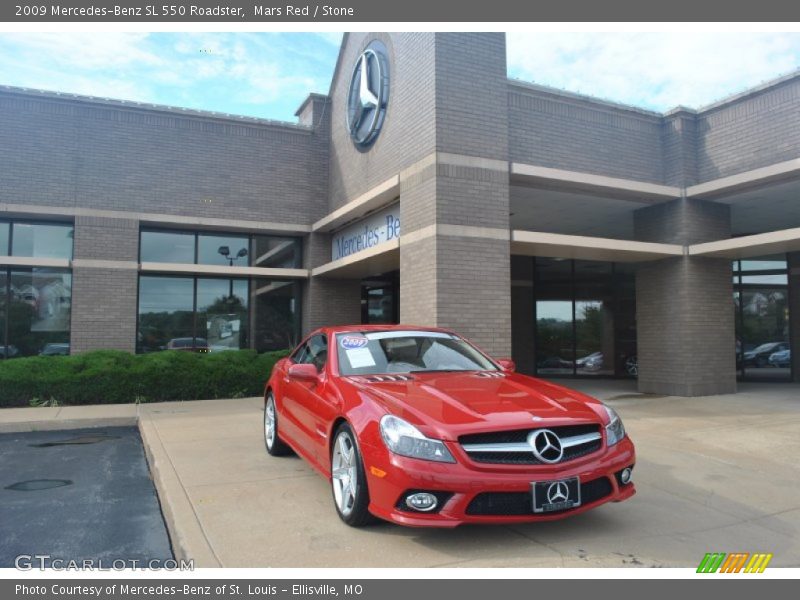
[532,477,581,513]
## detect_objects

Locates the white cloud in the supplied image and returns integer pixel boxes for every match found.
[1,32,162,70]
[507,32,800,111]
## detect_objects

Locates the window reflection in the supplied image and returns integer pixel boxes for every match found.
[137,275,299,354]
[10,222,73,259]
[198,234,249,266]
[733,256,790,381]
[137,276,195,353]
[197,278,248,351]
[525,258,637,378]
[140,228,301,270]
[0,222,9,255]
[6,269,72,357]
[0,270,8,359]
[253,280,300,352]
[252,236,301,269]
[140,231,195,264]
[536,300,574,374]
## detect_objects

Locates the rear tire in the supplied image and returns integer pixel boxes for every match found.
[264,392,291,456]
[330,423,376,527]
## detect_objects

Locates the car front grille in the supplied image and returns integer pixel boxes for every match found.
[459,424,602,465]
[465,476,613,516]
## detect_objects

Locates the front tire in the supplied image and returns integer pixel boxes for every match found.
[264,393,291,456]
[330,423,375,527]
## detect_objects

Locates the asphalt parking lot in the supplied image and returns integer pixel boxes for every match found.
[133,381,800,568]
[0,427,172,568]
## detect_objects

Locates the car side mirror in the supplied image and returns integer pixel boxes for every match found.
[288,363,319,382]
[496,358,516,372]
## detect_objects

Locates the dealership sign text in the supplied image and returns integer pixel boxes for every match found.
[331,204,400,261]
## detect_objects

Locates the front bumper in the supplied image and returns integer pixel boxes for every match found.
[362,436,636,527]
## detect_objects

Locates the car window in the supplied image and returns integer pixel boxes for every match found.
[293,334,328,373]
[336,330,497,376]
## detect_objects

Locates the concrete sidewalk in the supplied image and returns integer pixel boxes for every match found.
[1,383,799,568]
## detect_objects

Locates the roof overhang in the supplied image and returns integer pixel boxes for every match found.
[511,230,683,262]
[510,163,681,203]
[686,158,800,200]
[689,227,800,259]
[311,239,399,278]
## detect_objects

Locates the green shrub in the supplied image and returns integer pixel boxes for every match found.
[0,349,290,408]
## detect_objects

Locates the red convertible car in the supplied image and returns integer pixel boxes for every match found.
[264,325,635,527]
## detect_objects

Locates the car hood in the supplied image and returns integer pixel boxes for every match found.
[345,371,604,440]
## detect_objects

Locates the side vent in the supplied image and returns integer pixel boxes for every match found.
[359,374,415,383]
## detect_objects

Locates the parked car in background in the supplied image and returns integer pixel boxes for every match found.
[264,325,636,528]
[166,337,210,353]
[0,345,20,359]
[576,352,603,371]
[743,342,789,367]
[39,343,70,356]
[768,348,791,368]
[537,356,574,370]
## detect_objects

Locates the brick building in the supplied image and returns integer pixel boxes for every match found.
[2,32,799,396]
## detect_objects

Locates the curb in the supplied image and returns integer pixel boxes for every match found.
[0,416,137,434]
[138,412,221,568]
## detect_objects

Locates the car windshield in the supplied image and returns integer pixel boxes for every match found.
[336,330,498,376]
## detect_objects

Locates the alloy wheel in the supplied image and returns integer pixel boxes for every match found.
[264,397,276,449]
[331,432,358,517]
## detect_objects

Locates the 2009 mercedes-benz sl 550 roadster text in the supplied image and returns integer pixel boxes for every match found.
[263,325,635,527]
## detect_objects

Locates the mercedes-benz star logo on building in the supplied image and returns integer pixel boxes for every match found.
[547,481,570,504]
[346,41,389,149]
[528,429,564,463]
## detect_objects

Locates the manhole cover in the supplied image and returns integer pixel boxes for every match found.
[29,434,118,448]
[5,479,73,491]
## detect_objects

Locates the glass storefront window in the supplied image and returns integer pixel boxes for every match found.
[733,256,791,381]
[740,258,787,271]
[536,300,574,374]
[140,231,195,264]
[141,228,301,269]
[137,276,195,352]
[137,275,300,354]
[361,271,399,325]
[196,278,249,351]
[7,269,72,357]
[741,274,788,285]
[252,236,302,269]
[11,222,73,259]
[0,222,9,255]
[252,279,301,352]
[574,261,613,377]
[0,270,8,358]
[198,234,249,266]
[535,258,574,375]
[513,257,637,378]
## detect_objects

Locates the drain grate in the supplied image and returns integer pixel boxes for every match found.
[5,479,73,491]
[29,433,119,448]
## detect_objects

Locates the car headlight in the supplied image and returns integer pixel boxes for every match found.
[379,415,455,463]
[603,405,626,446]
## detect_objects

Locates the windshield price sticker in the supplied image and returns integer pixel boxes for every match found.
[345,347,376,368]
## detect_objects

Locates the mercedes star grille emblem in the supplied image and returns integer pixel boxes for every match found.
[346,41,389,148]
[528,429,564,463]
[546,481,570,504]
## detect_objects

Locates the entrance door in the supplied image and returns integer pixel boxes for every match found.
[361,271,399,324]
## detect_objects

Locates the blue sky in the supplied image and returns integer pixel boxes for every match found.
[1,32,799,122]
